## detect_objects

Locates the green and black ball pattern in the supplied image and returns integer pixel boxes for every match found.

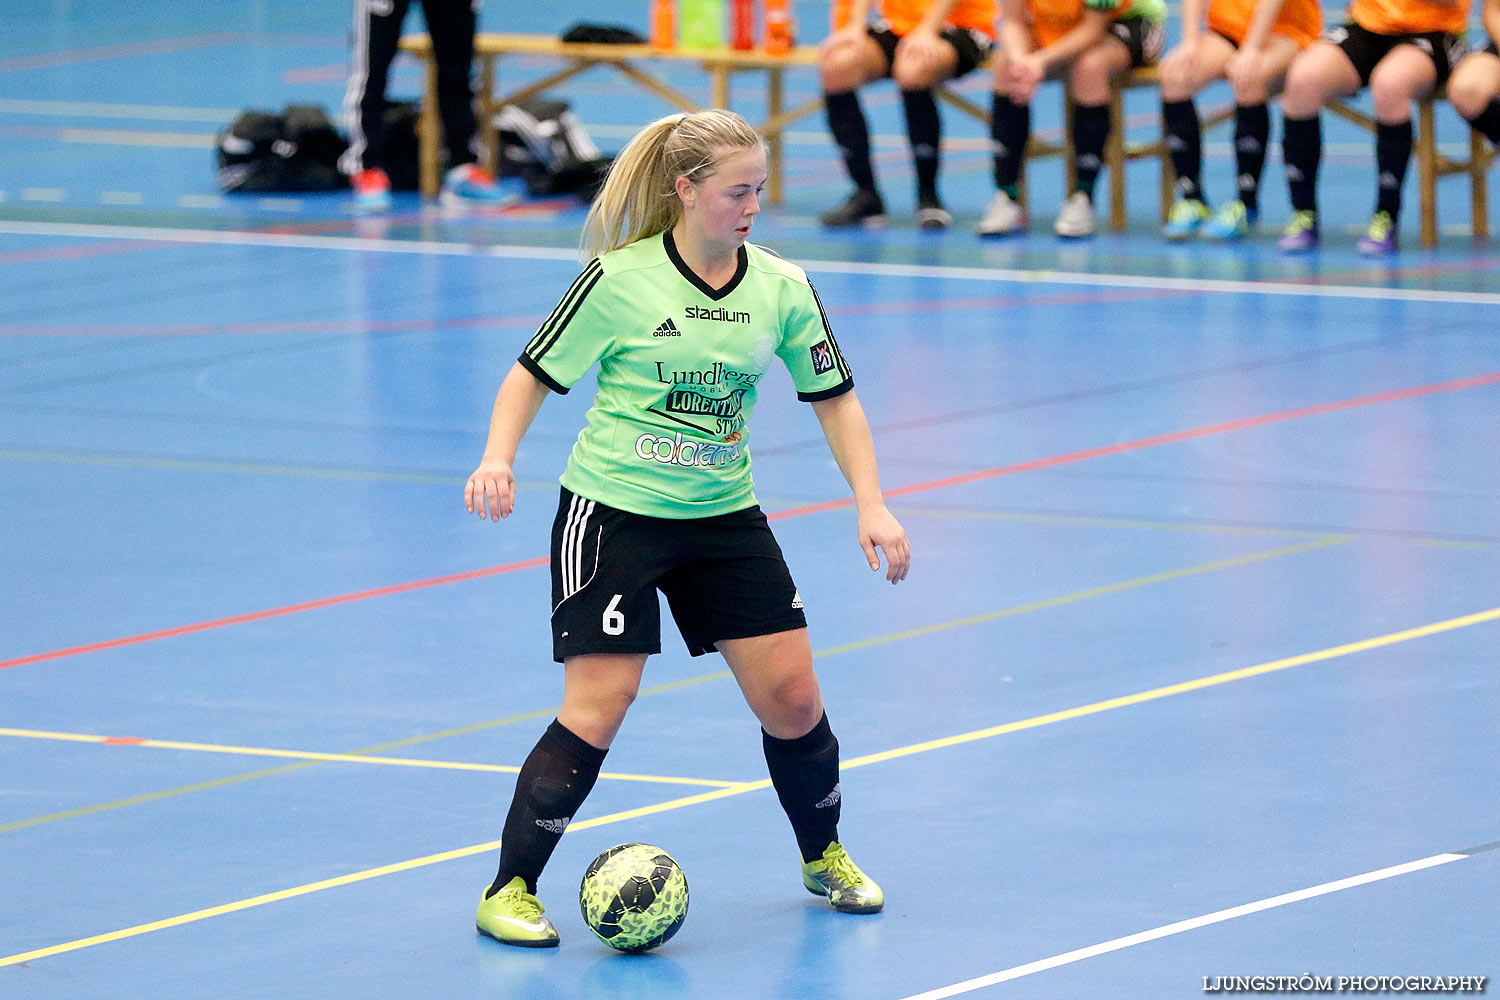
[579,843,689,952]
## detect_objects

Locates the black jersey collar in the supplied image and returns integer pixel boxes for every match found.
[663,229,747,301]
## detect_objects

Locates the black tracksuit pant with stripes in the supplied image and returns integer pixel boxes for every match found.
[341,0,480,175]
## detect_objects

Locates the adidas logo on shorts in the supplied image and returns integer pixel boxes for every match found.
[653,317,681,337]
[791,590,803,610]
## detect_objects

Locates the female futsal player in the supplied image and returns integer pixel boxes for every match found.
[463,109,911,947]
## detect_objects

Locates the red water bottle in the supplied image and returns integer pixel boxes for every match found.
[764,0,794,53]
[730,0,755,50]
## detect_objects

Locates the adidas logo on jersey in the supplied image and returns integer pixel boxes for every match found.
[653,318,681,337]
[791,590,803,610]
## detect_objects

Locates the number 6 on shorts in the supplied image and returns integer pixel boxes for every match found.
[602,594,625,636]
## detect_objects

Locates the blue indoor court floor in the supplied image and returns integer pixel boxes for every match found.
[2,2,1498,998]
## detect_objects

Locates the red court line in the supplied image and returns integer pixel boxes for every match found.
[770,370,1500,517]
[6,370,1498,671]
[0,557,547,671]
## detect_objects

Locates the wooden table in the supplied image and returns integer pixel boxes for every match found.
[396,32,823,203]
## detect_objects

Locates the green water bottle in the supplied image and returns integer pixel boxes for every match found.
[677,0,723,48]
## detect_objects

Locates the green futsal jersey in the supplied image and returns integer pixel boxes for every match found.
[519,230,853,519]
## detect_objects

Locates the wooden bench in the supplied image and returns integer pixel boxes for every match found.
[400,32,1492,243]
[396,32,824,205]
[941,65,1491,243]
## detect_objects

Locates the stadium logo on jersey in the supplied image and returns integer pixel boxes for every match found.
[686,305,751,324]
[809,339,836,375]
[653,318,682,337]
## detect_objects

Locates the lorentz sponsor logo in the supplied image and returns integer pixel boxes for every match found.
[686,305,751,324]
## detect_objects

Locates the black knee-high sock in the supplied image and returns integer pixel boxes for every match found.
[490,719,607,895]
[824,90,877,193]
[763,712,841,864]
[990,93,1031,194]
[1161,98,1202,200]
[901,88,942,200]
[1281,113,1321,213]
[1233,102,1270,213]
[1467,100,1500,143]
[1375,119,1412,220]
[1071,102,1110,198]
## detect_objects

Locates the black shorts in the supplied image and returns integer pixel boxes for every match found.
[548,488,807,662]
[1327,20,1468,87]
[1486,40,1500,58]
[869,23,994,80]
[1110,16,1165,68]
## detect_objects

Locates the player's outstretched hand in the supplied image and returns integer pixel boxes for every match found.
[465,460,516,521]
[858,502,910,584]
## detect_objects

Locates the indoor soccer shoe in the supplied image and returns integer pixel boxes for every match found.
[1053,191,1095,238]
[352,167,391,213]
[476,876,560,947]
[442,163,513,205]
[819,188,887,228]
[802,842,883,914]
[1202,199,1254,241]
[975,189,1026,236]
[1356,210,1397,256]
[1162,198,1210,241]
[915,194,952,230]
[1277,210,1319,253]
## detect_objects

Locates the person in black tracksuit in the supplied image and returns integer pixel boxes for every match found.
[341,0,503,206]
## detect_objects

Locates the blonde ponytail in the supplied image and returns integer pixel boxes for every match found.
[580,109,766,261]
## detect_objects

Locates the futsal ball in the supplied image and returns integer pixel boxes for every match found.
[579,843,689,952]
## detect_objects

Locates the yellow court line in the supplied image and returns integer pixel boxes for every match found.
[0,728,743,789]
[840,604,1500,771]
[4,603,1496,970]
[0,536,1337,835]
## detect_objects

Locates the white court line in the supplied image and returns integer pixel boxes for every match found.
[0,97,238,121]
[1,219,1499,306]
[897,853,1470,1000]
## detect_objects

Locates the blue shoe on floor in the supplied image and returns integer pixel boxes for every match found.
[1202,199,1255,242]
[1163,198,1210,241]
[441,164,514,206]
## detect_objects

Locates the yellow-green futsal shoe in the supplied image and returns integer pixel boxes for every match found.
[476,876,560,947]
[802,842,884,914]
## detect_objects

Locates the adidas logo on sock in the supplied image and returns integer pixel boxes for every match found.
[653,318,681,337]
[814,784,841,809]
[535,817,570,834]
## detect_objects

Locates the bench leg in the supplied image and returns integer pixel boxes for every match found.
[1108,83,1126,231]
[1418,100,1438,248]
[420,53,441,199]
[767,67,784,206]
[1473,129,1491,241]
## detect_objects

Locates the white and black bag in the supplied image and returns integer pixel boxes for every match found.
[494,98,611,199]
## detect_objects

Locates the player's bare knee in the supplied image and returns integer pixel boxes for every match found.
[1447,74,1487,119]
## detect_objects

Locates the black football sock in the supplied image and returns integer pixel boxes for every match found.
[990,93,1030,195]
[1281,113,1321,214]
[901,88,942,201]
[763,712,842,864]
[1071,102,1110,198]
[1375,119,1412,220]
[824,90,877,193]
[1162,98,1202,201]
[1233,102,1270,213]
[1467,100,1500,143]
[490,718,607,896]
